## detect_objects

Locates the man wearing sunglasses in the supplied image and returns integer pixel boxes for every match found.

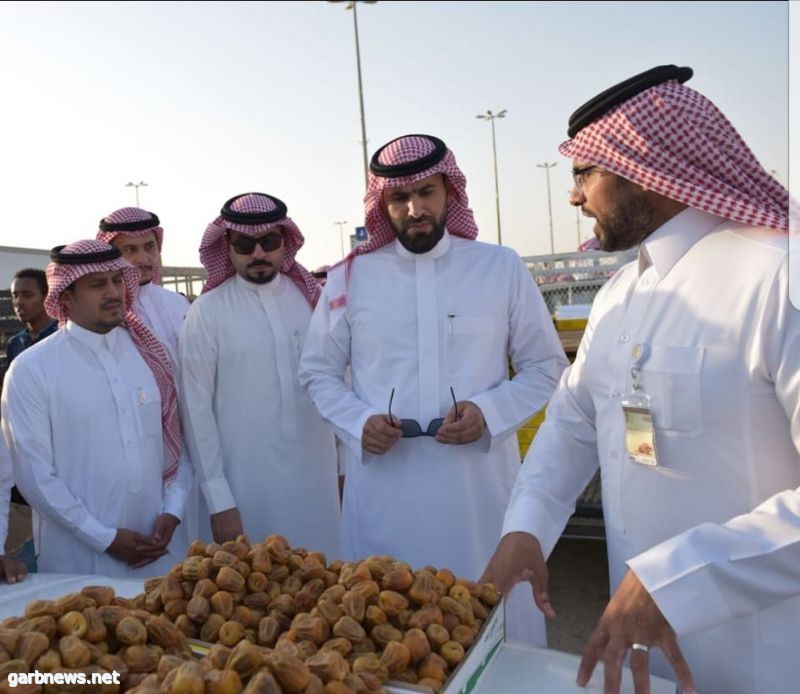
[483,66,797,694]
[178,193,340,559]
[299,135,568,645]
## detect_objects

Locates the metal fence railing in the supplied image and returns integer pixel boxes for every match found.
[522,249,637,314]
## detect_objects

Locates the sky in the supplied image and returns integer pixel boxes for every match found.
[0,1,790,273]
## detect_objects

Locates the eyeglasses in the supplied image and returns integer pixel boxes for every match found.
[387,387,458,438]
[571,164,603,191]
[228,232,283,255]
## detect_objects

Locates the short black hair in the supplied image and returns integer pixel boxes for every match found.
[12,268,47,296]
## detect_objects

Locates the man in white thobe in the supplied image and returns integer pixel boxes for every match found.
[483,65,798,694]
[97,207,189,364]
[2,240,192,577]
[97,207,205,542]
[0,434,26,583]
[179,193,339,557]
[299,134,568,644]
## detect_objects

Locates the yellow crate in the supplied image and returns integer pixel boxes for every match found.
[555,317,588,332]
[517,408,546,459]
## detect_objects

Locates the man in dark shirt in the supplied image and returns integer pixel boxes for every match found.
[7,269,57,363]
[4,268,57,572]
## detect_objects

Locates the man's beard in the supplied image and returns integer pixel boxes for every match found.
[245,261,277,284]
[395,213,446,254]
[594,185,655,252]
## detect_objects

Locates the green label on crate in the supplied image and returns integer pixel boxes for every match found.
[460,639,503,693]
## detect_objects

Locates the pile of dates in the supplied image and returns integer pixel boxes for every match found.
[0,535,501,693]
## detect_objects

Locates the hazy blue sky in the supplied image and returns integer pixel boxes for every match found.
[0,1,789,271]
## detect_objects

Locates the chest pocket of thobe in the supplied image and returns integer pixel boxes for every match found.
[445,315,495,379]
[638,344,705,437]
[131,386,162,438]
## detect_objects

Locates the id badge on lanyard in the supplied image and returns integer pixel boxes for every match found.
[620,343,659,467]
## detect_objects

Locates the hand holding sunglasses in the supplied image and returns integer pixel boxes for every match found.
[387,387,458,438]
[362,412,403,456]
[433,398,486,445]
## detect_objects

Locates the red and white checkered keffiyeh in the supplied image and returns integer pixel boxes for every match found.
[96,207,165,285]
[325,136,479,312]
[199,193,321,306]
[45,240,181,482]
[357,135,479,255]
[560,80,789,232]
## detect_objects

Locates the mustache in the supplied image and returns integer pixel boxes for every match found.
[247,260,273,269]
[101,300,123,310]
[403,215,437,231]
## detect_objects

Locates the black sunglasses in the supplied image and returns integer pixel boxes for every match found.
[228,232,283,255]
[387,387,458,438]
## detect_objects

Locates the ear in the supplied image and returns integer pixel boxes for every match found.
[59,289,74,315]
[443,177,456,203]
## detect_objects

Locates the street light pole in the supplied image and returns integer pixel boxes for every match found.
[352,2,369,191]
[476,109,507,246]
[125,180,148,207]
[334,220,348,258]
[536,162,557,255]
[330,1,375,191]
[570,189,581,247]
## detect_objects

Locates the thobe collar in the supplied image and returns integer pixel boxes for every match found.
[135,282,155,313]
[234,271,283,295]
[638,207,724,278]
[65,320,122,355]
[136,282,156,300]
[393,228,452,261]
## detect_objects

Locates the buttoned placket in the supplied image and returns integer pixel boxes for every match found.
[94,332,143,494]
[604,263,659,530]
[257,286,298,440]
[415,254,441,427]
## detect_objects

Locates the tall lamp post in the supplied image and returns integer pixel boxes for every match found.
[476,109,507,246]
[334,220,348,258]
[125,181,148,207]
[570,189,581,247]
[330,1,376,191]
[536,162,557,255]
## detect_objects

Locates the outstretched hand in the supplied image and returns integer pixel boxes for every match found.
[480,531,555,618]
[577,569,695,693]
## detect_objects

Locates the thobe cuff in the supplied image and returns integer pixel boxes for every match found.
[628,489,800,637]
[501,500,566,561]
[162,482,187,522]
[79,516,118,554]
[0,486,8,552]
[467,393,510,453]
[352,407,380,465]
[202,477,237,515]
[338,407,381,465]
[627,531,726,636]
